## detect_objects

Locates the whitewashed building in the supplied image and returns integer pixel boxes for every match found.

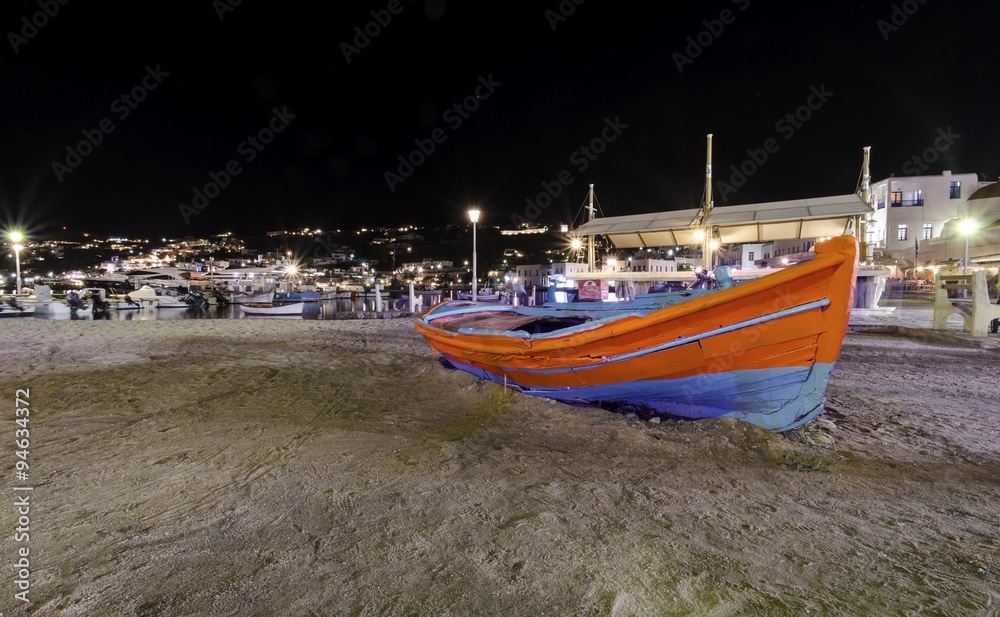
[626,257,678,274]
[719,243,767,269]
[868,171,986,262]
[514,261,591,288]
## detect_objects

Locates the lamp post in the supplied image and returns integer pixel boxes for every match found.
[9,231,23,295]
[468,208,480,300]
[958,218,978,276]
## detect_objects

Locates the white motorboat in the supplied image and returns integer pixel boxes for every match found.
[126,285,191,308]
[123,267,193,288]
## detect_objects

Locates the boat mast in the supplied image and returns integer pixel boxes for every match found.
[701,134,714,270]
[856,146,872,263]
[586,183,596,272]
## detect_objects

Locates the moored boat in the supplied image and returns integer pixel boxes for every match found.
[126,285,191,308]
[238,301,305,316]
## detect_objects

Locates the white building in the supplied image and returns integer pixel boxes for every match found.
[868,171,986,263]
[626,257,678,274]
[719,243,767,269]
[513,264,550,288]
[514,261,592,288]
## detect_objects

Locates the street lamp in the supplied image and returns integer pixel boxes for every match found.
[9,231,23,295]
[958,218,978,275]
[468,208,480,300]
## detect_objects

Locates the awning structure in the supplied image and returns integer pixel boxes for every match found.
[572,193,874,248]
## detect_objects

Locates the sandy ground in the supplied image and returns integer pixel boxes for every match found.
[1,300,998,616]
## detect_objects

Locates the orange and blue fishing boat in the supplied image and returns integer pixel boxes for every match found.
[414,234,857,431]
[416,137,875,431]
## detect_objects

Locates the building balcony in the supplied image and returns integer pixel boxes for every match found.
[889,199,924,207]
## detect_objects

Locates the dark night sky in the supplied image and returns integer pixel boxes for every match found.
[2,1,998,240]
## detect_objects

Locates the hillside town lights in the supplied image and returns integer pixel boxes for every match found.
[468,208,480,300]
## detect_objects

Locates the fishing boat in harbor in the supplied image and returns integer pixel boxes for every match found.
[455,289,500,302]
[238,301,305,316]
[414,137,874,432]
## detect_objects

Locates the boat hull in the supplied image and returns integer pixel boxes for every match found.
[415,236,858,432]
[238,302,305,316]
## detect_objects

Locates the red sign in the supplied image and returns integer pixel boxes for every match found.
[577,279,608,301]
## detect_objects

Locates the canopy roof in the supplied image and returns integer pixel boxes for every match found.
[572,193,873,248]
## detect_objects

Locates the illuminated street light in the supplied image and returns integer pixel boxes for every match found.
[468,208,480,300]
[9,231,23,294]
[958,218,978,276]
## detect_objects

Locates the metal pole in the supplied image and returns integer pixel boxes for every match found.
[702,134,714,271]
[858,146,872,263]
[14,247,21,294]
[472,221,477,300]
[586,184,596,273]
[964,233,969,276]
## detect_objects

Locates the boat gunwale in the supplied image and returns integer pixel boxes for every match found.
[416,237,854,351]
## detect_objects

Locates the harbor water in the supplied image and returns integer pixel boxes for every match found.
[29,298,411,321]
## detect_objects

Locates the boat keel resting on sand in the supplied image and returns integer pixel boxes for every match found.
[415,235,858,432]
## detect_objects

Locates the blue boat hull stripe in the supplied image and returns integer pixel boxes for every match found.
[445,360,836,432]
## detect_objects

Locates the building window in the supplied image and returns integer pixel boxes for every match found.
[891,191,902,206]
[866,230,874,244]
[897,224,908,241]
[914,189,923,206]
[748,251,754,261]
[950,181,961,199]
[923,223,932,240]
